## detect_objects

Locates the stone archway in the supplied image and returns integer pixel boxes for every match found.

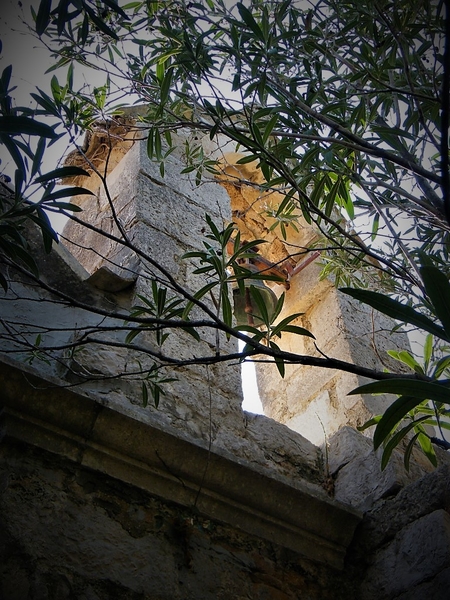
[215,152,409,445]
[60,115,409,447]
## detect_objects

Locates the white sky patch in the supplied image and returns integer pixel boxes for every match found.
[239,340,264,414]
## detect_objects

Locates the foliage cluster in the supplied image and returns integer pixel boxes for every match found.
[1,0,450,466]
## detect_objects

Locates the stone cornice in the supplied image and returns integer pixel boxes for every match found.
[0,356,361,570]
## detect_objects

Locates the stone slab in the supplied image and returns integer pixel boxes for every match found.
[0,355,361,570]
[361,509,450,599]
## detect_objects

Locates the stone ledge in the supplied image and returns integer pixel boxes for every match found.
[0,356,361,570]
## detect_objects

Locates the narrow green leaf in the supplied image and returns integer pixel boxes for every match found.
[221,287,233,328]
[153,385,160,408]
[341,288,448,341]
[154,129,162,160]
[417,431,437,467]
[373,396,423,449]
[125,328,142,344]
[0,134,26,175]
[102,0,130,19]
[269,341,285,377]
[0,116,57,138]
[387,350,424,374]
[41,187,95,201]
[36,0,51,35]
[237,3,265,42]
[1,65,12,96]
[56,0,70,36]
[146,128,154,159]
[122,1,143,9]
[32,206,58,252]
[281,325,316,337]
[404,433,420,470]
[434,356,450,378]
[14,167,24,197]
[31,90,61,118]
[357,415,382,431]
[249,286,269,325]
[423,334,433,372]
[34,166,90,183]
[31,137,46,179]
[350,379,450,405]
[310,175,328,207]
[182,281,217,318]
[423,419,450,431]
[84,4,119,40]
[380,416,428,470]
[262,114,278,144]
[160,70,172,105]
[79,13,89,44]
[142,381,149,407]
[269,293,285,324]
[180,326,201,342]
[324,179,339,217]
[45,57,71,74]
[46,202,83,212]
[0,238,36,273]
[420,265,450,340]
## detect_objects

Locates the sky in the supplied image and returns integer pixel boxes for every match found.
[0,0,75,188]
[1,1,57,108]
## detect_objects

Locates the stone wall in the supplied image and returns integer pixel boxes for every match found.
[1,382,449,600]
[1,117,450,599]
[0,440,356,600]
[0,357,360,599]
[349,465,450,599]
[60,119,411,448]
[213,148,410,446]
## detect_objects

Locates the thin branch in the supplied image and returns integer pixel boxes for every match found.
[266,73,441,186]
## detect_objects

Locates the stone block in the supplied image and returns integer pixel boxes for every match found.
[327,427,372,475]
[361,510,450,600]
[131,229,186,285]
[395,567,450,600]
[351,466,450,561]
[284,390,341,447]
[280,260,333,315]
[243,413,322,482]
[335,447,432,510]
[135,173,221,249]
[137,140,232,214]
[332,371,371,411]
[282,363,334,413]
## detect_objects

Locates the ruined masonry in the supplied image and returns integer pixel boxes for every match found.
[1,117,450,599]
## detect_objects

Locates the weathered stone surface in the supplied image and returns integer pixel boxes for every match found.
[87,263,138,292]
[280,260,333,315]
[242,412,323,483]
[395,567,450,600]
[4,118,449,600]
[360,510,450,600]
[334,446,428,510]
[62,114,140,194]
[329,429,436,511]
[0,442,356,600]
[285,390,342,447]
[328,426,373,475]
[137,137,232,215]
[136,171,225,251]
[352,465,450,555]
[131,226,187,279]
[253,230,411,445]
[0,356,361,570]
